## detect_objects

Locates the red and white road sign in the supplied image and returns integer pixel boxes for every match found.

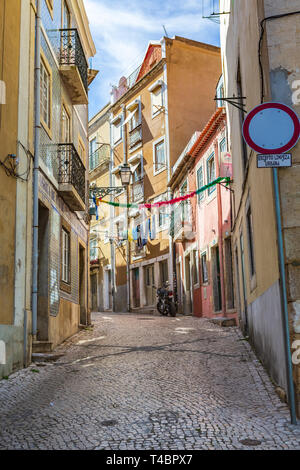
[242,102,300,154]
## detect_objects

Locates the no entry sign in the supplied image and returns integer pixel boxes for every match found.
[243,102,300,154]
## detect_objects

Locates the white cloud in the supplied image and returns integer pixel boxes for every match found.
[85,0,220,117]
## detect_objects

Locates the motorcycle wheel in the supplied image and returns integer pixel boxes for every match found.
[157,302,167,315]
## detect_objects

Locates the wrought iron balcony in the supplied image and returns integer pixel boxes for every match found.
[59,29,88,105]
[129,124,142,148]
[131,179,144,203]
[58,143,86,211]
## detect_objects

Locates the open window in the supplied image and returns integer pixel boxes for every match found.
[111,114,122,146]
[148,80,164,118]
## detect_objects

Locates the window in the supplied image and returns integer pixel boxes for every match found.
[207,153,216,195]
[159,205,168,229]
[61,104,71,143]
[192,250,199,285]
[62,0,71,29]
[132,162,142,182]
[154,139,166,174]
[112,117,122,145]
[219,137,227,154]
[153,193,168,230]
[180,181,189,221]
[201,253,208,284]
[197,166,204,202]
[45,0,53,18]
[246,205,255,277]
[129,106,140,131]
[40,57,51,133]
[151,86,163,117]
[61,228,70,284]
[89,137,97,170]
[90,238,98,261]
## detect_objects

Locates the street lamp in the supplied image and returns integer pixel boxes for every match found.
[119,163,132,186]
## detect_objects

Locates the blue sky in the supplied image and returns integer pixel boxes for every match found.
[85,0,220,119]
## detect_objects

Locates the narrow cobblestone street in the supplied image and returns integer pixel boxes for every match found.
[0,312,300,450]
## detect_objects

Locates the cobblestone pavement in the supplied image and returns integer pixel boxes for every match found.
[0,312,300,450]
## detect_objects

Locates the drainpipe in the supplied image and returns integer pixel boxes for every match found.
[32,0,41,340]
[272,168,297,425]
[121,105,130,312]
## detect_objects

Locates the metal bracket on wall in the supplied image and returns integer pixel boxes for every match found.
[215,97,247,113]
[89,187,124,199]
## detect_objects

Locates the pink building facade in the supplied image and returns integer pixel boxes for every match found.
[169,108,237,323]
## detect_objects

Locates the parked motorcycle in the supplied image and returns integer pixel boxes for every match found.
[156,281,176,317]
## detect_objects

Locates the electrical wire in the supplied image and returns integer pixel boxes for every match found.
[0,141,33,181]
[259,10,300,104]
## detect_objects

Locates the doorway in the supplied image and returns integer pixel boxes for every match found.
[91,272,98,311]
[37,202,50,341]
[212,245,222,312]
[79,245,86,324]
[184,254,192,314]
[132,268,140,308]
[145,264,155,306]
[104,269,112,310]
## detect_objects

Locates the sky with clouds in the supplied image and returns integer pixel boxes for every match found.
[85,0,220,119]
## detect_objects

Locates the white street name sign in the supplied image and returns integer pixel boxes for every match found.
[257,153,292,168]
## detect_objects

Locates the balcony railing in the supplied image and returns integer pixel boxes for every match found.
[129,124,142,148]
[58,143,86,210]
[131,179,144,203]
[59,29,88,104]
[89,145,110,172]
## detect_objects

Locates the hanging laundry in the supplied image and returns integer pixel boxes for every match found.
[150,214,156,240]
[92,195,99,221]
[128,228,134,242]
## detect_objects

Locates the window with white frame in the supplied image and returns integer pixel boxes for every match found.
[207,153,216,195]
[89,137,97,170]
[154,194,168,230]
[219,137,227,154]
[112,116,122,144]
[154,138,166,174]
[90,238,98,261]
[61,228,70,283]
[197,165,204,202]
[149,81,164,117]
[128,105,140,131]
[180,181,189,221]
[40,58,51,130]
[132,161,143,182]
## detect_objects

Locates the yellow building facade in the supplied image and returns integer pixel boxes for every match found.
[0,0,34,377]
[33,0,96,352]
[88,103,112,312]
[106,36,221,312]
[220,0,300,417]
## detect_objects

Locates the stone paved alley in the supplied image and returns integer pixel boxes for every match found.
[0,313,300,450]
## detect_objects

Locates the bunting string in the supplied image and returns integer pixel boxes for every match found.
[95,177,231,209]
